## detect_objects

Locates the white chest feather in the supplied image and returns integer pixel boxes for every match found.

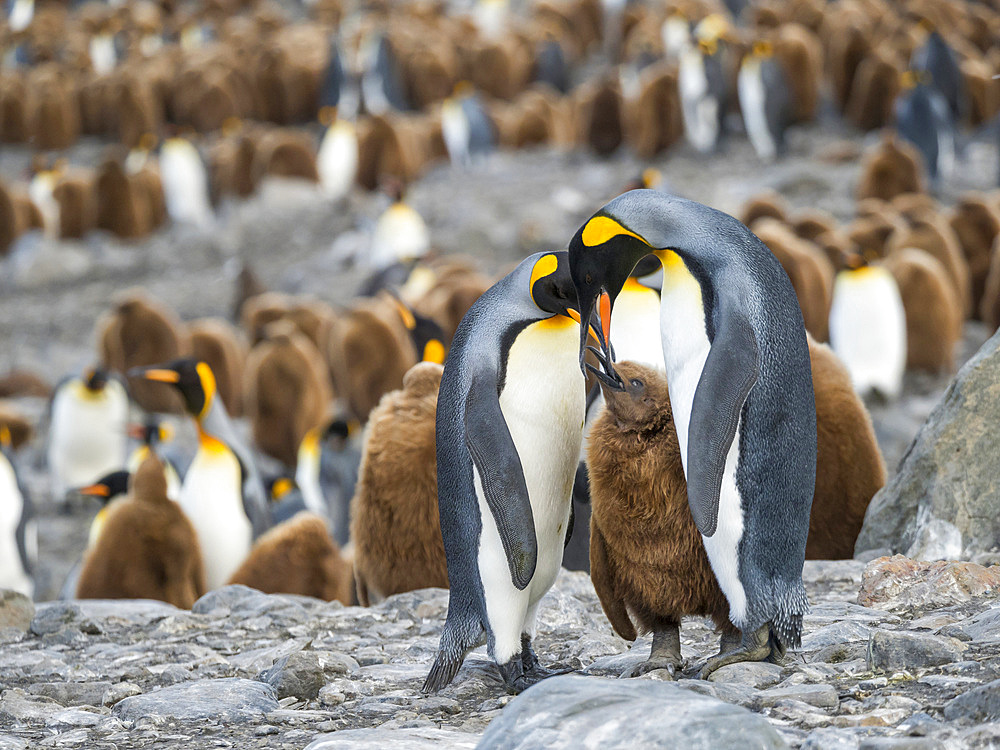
[611,282,664,368]
[738,61,775,161]
[0,453,31,597]
[295,443,326,517]
[679,52,718,153]
[318,122,358,200]
[829,267,907,399]
[160,140,212,227]
[48,382,129,496]
[370,203,430,269]
[441,101,470,166]
[658,253,748,626]
[179,443,250,590]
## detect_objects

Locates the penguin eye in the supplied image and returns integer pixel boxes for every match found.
[630,378,643,388]
[551,282,567,300]
[585,272,593,285]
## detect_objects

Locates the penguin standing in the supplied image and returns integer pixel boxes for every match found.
[910,30,966,126]
[569,190,816,677]
[360,32,410,116]
[370,184,430,270]
[126,418,183,501]
[159,135,213,228]
[0,425,35,598]
[678,19,728,154]
[131,359,270,590]
[442,83,497,168]
[894,71,955,186]
[424,251,590,694]
[47,368,129,502]
[828,256,907,400]
[317,110,358,201]
[738,41,792,162]
[295,417,360,547]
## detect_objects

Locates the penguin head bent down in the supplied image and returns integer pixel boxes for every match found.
[525,251,587,324]
[129,358,217,419]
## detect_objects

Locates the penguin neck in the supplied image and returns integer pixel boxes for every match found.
[195,399,238,457]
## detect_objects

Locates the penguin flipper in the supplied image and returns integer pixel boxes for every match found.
[589,522,636,641]
[686,313,759,538]
[464,375,537,591]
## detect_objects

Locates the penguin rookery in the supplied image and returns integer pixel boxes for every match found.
[569,189,817,677]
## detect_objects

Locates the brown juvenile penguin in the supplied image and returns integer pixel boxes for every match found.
[587,360,737,678]
[188,318,247,418]
[791,209,838,244]
[845,51,901,131]
[980,237,1000,331]
[94,157,151,240]
[739,191,788,228]
[350,362,447,607]
[806,337,886,560]
[97,291,190,413]
[857,134,924,202]
[243,320,332,467]
[0,400,33,450]
[890,192,938,225]
[227,512,354,604]
[28,65,80,150]
[626,62,684,158]
[949,194,1000,315]
[846,209,907,261]
[884,247,963,372]
[575,74,624,156]
[887,215,972,318]
[75,455,206,608]
[411,263,493,344]
[0,369,52,399]
[52,169,97,240]
[252,128,319,183]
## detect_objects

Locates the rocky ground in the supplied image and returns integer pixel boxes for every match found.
[3,558,1000,749]
[4,119,1000,747]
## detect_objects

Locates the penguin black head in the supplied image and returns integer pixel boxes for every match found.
[78,470,131,505]
[527,252,584,320]
[389,294,447,364]
[83,367,110,392]
[128,358,217,419]
[128,417,174,446]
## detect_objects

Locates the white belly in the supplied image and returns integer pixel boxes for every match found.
[660,266,748,627]
[442,101,470,166]
[738,63,775,161]
[179,447,251,590]
[318,122,358,200]
[476,318,584,662]
[680,53,718,153]
[370,204,430,269]
[48,383,129,499]
[160,142,212,227]
[829,267,906,399]
[0,453,32,597]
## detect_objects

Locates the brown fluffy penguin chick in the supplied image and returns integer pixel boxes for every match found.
[575,74,624,156]
[857,134,924,202]
[791,209,838,244]
[806,337,886,560]
[753,218,834,342]
[97,291,190,413]
[887,216,972,318]
[244,321,332,467]
[980,237,1000,331]
[626,62,684,158]
[739,191,788,228]
[588,360,737,678]
[0,400,33,449]
[350,362,447,607]
[844,51,901,131]
[949,195,1000,316]
[52,170,97,239]
[188,318,247,418]
[227,512,354,604]
[76,455,206,608]
[884,248,963,373]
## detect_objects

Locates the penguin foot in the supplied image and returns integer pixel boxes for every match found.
[622,625,683,679]
[698,624,772,679]
[497,658,551,694]
[520,636,572,681]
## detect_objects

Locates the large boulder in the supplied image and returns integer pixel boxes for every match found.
[855,331,1000,559]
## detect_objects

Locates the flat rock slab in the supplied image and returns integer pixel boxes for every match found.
[858,556,1000,614]
[112,678,279,723]
[755,684,840,709]
[943,678,1000,722]
[477,674,788,749]
[0,590,34,632]
[867,630,964,672]
[305,727,480,749]
[707,662,784,689]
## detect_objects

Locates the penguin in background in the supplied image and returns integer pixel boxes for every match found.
[441,82,497,168]
[828,254,907,400]
[264,475,309,526]
[370,182,431,270]
[738,41,793,162]
[569,190,816,678]
[159,133,214,228]
[131,359,270,591]
[28,159,61,240]
[317,107,359,202]
[77,469,131,550]
[0,425,35,598]
[125,418,183,501]
[910,29,967,127]
[533,37,570,94]
[678,16,729,154]
[360,32,411,116]
[295,415,361,547]
[6,0,33,34]
[47,368,129,503]
[894,70,955,187]
[389,293,447,365]
[424,251,593,694]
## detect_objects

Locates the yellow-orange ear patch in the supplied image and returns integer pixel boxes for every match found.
[195,362,217,418]
[581,216,649,248]
[423,339,446,364]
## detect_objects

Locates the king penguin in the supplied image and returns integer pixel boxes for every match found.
[441,83,497,168]
[678,16,729,154]
[295,416,360,547]
[894,71,955,186]
[47,368,129,503]
[737,41,792,162]
[78,469,131,549]
[423,251,591,694]
[828,255,907,400]
[131,359,270,590]
[0,425,35,598]
[569,189,816,677]
[159,134,213,228]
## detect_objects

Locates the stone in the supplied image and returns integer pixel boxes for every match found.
[30,603,82,636]
[708,662,784,689]
[0,590,34,632]
[305,727,479,749]
[755,684,840,710]
[258,650,355,700]
[904,518,963,562]
[943,678,1000,722]
[801,727,863,749]
[866,630,964,672]
[939,606,1000,642]
[112,679,279,723]
[855,331,1000,558]
[857,555,1000,613]
[477,675,788,749]
[802,622,872,650]
[102,682,141,707]
[27,681,111,706]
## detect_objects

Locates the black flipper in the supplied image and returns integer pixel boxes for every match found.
[685,312,759,537]
[464,374,537,590]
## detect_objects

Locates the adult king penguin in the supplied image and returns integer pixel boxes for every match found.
[568,190,816,677]
[424,251,592,694]
[131,359,270,590]
[0,426,35,598]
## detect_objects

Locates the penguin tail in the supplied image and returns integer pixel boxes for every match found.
[422,615,484,694]
[770,582,809,650]
[422,650,463,694]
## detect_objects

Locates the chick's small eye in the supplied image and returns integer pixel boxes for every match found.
[585,272,593,284]
[630,378,643,388]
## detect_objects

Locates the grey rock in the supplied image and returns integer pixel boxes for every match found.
[708,662,784,689]
[27,681,111,706]
[0,735,27,750]
[112,678,279,722]
[867,630,964,672]
[477,674,788,749]
[858,739,942,749]
[30,603,82,636]
[943,678,1000,722]
[855,330,1000,558]
[800,728,861,749]
[258,650,355,700]
[0,590,34,632]
[756,684,840,709]
[802,622,872,650]
[191,584,309,618]
[904,518,963,562]
[306,727,479,749]
[940,606,1000,643]
[102,682,141,707]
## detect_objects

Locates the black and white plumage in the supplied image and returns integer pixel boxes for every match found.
[911,30,966,125]
[424,251,588,694]
[569,190,816,674]
[295,418,360,547]
[738,44,793,161]
[0,433,35,598]
[442,86,496,167]
[360,33,410,115]
[679,39,728,153]
[895,76,955,185]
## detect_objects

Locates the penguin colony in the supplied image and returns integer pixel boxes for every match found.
[4,0,998,255]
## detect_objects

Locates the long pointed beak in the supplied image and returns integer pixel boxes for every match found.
[128,367,180,383]
[565,308,601,343]
[599,291,612,352]
[77,483,110,497]
[578,298,596,372]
